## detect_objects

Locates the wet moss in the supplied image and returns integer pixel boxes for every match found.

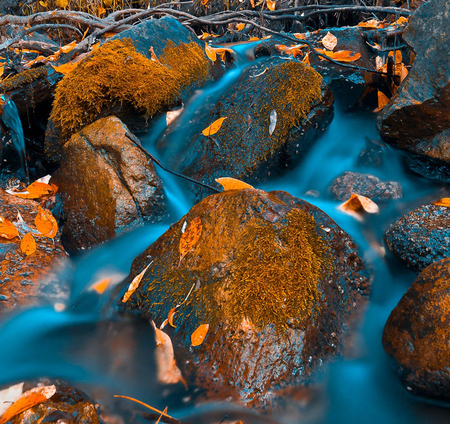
[0,67,47,93]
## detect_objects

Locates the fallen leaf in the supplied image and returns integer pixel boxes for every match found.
[22,385,56,400]
[250,0,255,6]
[39,1,48,6]
[202,117,227,136]
[204,43,217,62]
[276,43,307,58]
[168,307,177,328]
[0,217,19,239]
[269,109,277,135]
[267,0,276,10]
[294,33,306,40]
[179,217,202,266]
[321,32,337,51]
[20,233,36,256]
[338,193,379,220]
[60,40,77,53]
[388,50,402,64]
[55,0,69,7]
[358,19,385,29]
[394,16,408,27]
[215,177,254,191]
[103,0,113,6]
[375,55,384,70]
[122,262,152,303]
[302,51,310,65]
[191,324,209,346]
[90,278,111,294]
[198,32,220,40]
[400,63,408,82]
[9,181,54,199]
[316,49,361,62]
[0,393,47,424]
[433,198,450,207]
[201,0,209,5]
[0,383,23,417]
[51,61,78,75]
[166,107,184,126]
[0,66,4,78]
[35,207,58,238]
[375,90,390,111]
[236,23,245,31]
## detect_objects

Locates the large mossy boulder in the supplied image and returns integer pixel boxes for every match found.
[377,0,450,181]
[384,202,450,273]
[383,257,450,402]
[158,57,334,200]
[59,116,166,252]
[46,17,212,160]
[119,189,369,408]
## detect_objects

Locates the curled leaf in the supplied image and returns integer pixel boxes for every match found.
[35,207,58,238]
[179,217,202,266]
[375,90,390,112]
[122,262,152,303]
[0,383,24,417]
[20,233,36,256]
[267,0,276,10]
[338,193,379,221]
[316,49,361,63]
[0,393,47,424]
[269,109,277,135]
[191,324,209,346]
[8,181,54,199]
[215,177,254,191]
[202,117,227,136]
[0,216,19,239]
[204,44,217,62]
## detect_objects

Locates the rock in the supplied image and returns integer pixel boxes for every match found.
[330,171,402,201]
[0,188,68,311]
[46,17,213,160]
[382,257,450,401]
[385,202,450,273]
[377,0,450,182]
[158,57,334,200]
[59,116,166,252]
[119,188,369,408]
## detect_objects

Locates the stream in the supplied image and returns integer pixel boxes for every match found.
[1,49,450,423]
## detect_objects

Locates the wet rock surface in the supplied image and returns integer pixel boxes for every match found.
[382,257,450,402]
[0,189,68,311]
[159,57,334,200]
[120,189,369,408]
[330,171,402,201]
[59,116,166,252]
[377,0,450,181]
[384,203,450,273]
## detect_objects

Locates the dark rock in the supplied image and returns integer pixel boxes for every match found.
[382,257,450,402]
[119,188,369,408]
[385,203,450,273]
[158,57,334,201]
[377,0,450,182]
[330,171,402,201]
[0,189,69,311]
[59,116,166,252]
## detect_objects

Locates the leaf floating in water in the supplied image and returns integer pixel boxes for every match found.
[316,49,361,63]
[215,177,254,191]
[35,207,58,238]
[20,233,36,256]
[321,32,338,51]
[191,324,209,347]
[122,262,152,303]
[166,107,183,126]
[338,193,379,221]
[267,0,276,11]
[269,109,277,135]
[0,393,47,424]
[0,216,19,239]
[179,217,202,266]
[433,198,450,207]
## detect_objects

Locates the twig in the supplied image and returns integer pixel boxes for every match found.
[125,133,221,194]
[137,411,189,424]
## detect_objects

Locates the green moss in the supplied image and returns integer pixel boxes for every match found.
[50,38,210,144]
[0,67,47,92]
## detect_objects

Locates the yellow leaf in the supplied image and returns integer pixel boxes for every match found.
[236,23,245,31]
[103,0,113,6]
[202,117,227,136]
[20,233,36,256]
[90,278,111,294]
[55,0,69,7]
[321,31,337,51]
[433,198,450,207]
[179,217,202,266]
[198,32,220,40]
[39,1,48,7]
[35,207,58,238]
[338,193,379,221]
[215,177,254,191]
[51,61,78,75]
[191,324,209,346]
[267,0,276,10]
[0,393,47,424]
[0,216,19,239]
[316,49,361,63]
[205,44,217,62]
[122,262,152,302]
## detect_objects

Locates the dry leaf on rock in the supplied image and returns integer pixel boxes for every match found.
[166,107,184,126]
[7,181,54,199]
[236,23,245,31]
[35,207,58,238]
[267,0,276,10]
[51,61,78,75]
[191,323,209,346]
[22,385,56,400]
[374,90,390,112]
[204,43,217,62]
[269,109,277,135]
[0,393,47,424]
[358,19,385,29]
[179,217,202,266]
[202,117,226,136]
[316,49,361,62]
[433,198,450,207]
[321,32,337,51]
[215,177,254,191]
[0,383,23,417]
[122,262,152,303]
[20,232,36,256]
[0,216,19,239]
[338,193,379,221]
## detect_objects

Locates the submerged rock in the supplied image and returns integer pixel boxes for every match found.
[0,189,68,311]
[159,57,333,200]
[119,189,369,408]
[377,0,450,182]
[59,116,166,252]
[383,257,450,402]
[384,202,450,273]
[330,171,402,201]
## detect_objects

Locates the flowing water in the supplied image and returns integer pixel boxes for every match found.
[1,50,450,423]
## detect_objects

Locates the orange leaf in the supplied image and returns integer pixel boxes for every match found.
[338,193,379,221]
[202,117,227,136]
[204,44,217,62]
[179,217,202,266]
[0,217,19,239]
[11,181,54,199]
[267,0,276,10]
[358,19,385,29]
[400,63,408,82]
[201,0,209,5]
[294,33,306,40]
[236,23,245,31]
[20,233,36,256]
[35,206,58,238]
[90,278,111,294]
[0,393,47,424]
[302,51,310,65]
[316,49,361,62]
[394,16,408,27]
[191,324,209,346]
[215,177,254,191]
[51,61,78,75]
[388,50,402,64]
[60,40,77,53]
[376,90,390,111]
[433,198,450,207]
[122,262,152,303]
[198,32,220,40]
[168,307,177,328]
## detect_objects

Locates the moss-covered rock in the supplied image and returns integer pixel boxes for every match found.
[382,257,450,402]
[59,116,166,252]
[118,189,369,408]
[158,56,333,200]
